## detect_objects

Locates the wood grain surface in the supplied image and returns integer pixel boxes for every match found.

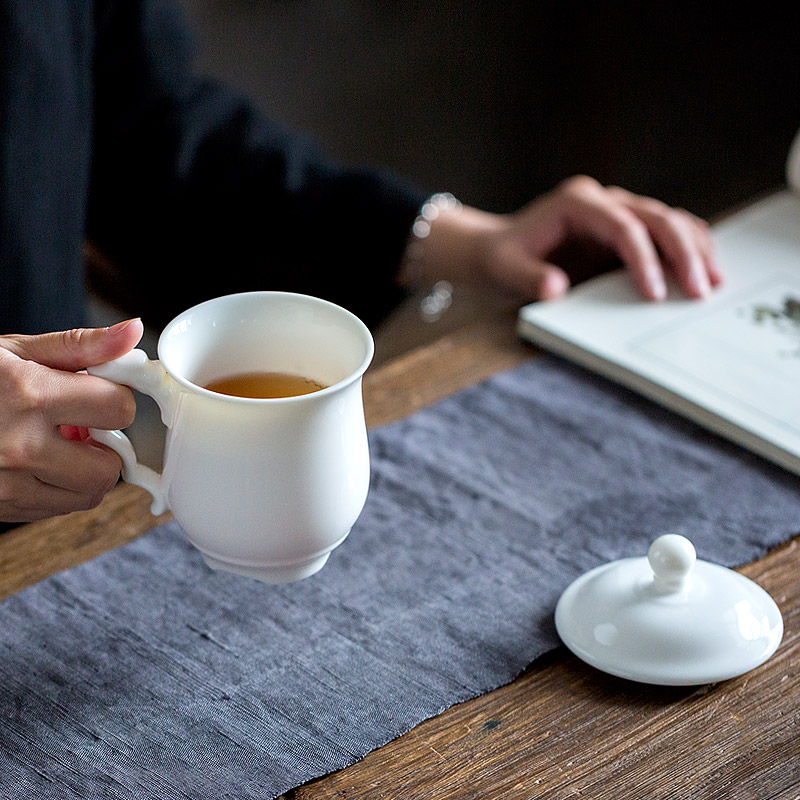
[2,310,798,800]
[291,537,800,800]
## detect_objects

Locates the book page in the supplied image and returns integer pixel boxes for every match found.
[518,191,800,472]
[630,273,800,436]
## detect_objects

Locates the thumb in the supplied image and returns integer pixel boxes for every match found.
[535,264,572,301]
[496,250,571,301]
[3,318,144,372]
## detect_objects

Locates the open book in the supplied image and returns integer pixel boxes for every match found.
[518,142,800,476]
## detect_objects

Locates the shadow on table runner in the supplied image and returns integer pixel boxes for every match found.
[1,356,799,800]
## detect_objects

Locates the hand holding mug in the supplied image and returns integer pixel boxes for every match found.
[0,320,143,522]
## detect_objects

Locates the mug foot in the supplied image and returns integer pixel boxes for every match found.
[201,552,331,584]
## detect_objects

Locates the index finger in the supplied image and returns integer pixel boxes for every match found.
[608,189,723,298]
[561,192,668,301]
[34,365,137,431]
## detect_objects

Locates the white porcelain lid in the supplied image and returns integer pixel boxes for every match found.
[554,534,783,685]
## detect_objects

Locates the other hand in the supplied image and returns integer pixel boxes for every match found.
[400,175,722,302]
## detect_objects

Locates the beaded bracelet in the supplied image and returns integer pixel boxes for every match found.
[411,192,462,239]
[404,193,462,322]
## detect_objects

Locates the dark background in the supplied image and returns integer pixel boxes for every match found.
[177,1,800,220]
[99,1,800,464]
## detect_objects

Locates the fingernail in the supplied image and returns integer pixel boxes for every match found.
[107,318,141,336]
[708,262,725,286]
[689,267,710,298]
[650,276,667,301]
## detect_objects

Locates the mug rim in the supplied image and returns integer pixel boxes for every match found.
[157,291,375,403]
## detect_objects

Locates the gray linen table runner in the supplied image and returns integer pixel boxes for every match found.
[1,356,798,800]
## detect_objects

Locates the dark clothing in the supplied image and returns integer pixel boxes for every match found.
[0,0,425,334]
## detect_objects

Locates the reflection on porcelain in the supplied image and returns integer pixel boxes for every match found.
[555,534,783,685]
[88,292,373,585]
[733,600,769,642]
[593,622,618,647]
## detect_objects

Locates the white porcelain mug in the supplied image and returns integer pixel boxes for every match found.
[87,292,374,584]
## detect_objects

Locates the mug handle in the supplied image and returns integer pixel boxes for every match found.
[87,349,176,515]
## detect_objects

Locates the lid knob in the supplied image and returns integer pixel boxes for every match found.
[648,534,696,592]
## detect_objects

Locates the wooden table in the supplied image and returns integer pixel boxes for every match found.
[2,312,799,800]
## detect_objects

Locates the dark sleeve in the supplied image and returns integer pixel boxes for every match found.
[86,0,427,330]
